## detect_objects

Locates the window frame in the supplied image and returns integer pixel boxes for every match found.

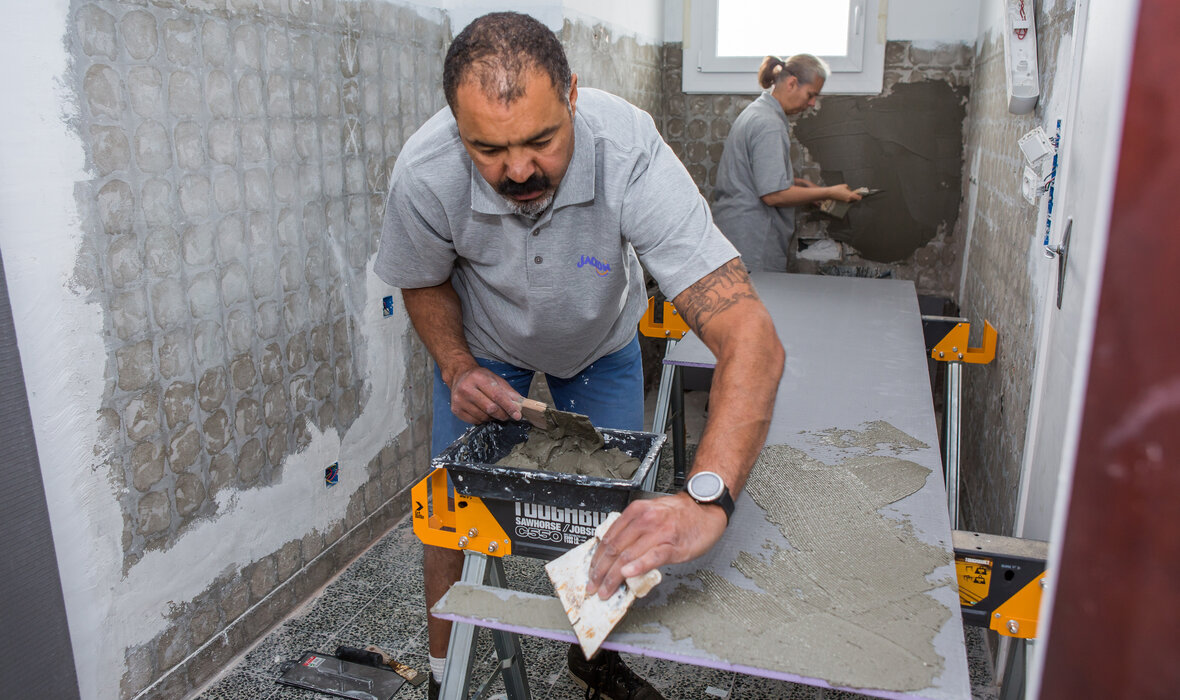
[682,0,886,95]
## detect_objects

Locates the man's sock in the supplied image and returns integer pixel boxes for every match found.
[429,654,446,683]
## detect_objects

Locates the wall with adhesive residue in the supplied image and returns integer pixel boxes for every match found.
[0,1,665,698]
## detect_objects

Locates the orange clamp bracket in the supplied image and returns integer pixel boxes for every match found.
[990,569,1048,639]
[411,468,511,557]
[932,320,997,364]
[638,296,691,340]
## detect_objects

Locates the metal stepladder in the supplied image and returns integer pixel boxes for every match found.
[439,552,531,700]
[411,466,532,700]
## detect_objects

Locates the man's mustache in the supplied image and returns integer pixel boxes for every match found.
[498,174,550,198]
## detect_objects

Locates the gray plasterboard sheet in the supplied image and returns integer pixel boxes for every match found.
[667,273,941,451]
[437,426,966,699]
[437,273,967,699]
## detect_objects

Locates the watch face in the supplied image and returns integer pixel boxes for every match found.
[688,471,724,501]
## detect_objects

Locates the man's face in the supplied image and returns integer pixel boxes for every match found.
[453,69,578,216]
[779,76,824,115]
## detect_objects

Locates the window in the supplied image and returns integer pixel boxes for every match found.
[682,0,885,94]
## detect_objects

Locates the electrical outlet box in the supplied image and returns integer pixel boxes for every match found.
[1018,127,1054,165]
[1021,165,1041,205]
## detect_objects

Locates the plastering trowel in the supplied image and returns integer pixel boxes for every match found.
[545,512,662,659]
[819,187,883,218]
[518,397,604,450]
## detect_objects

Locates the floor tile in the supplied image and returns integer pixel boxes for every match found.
[365,519,422,562]
[333,597,429,656]
[284,590,372,635]
[240,625,333,680]
[323,551,407,597]
[192,670,278,700]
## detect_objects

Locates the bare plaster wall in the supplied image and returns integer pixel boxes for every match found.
[955,1,1076,537]
[2,2,667,699]
[660,40,973,298]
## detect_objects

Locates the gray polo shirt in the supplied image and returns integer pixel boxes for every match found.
[711,91,795,272]
[375,88,737,378]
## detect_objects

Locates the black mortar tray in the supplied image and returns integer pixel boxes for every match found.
[277,650,405,700]
[435,421,665,511]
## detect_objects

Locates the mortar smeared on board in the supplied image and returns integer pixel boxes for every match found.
[501,398,641,479]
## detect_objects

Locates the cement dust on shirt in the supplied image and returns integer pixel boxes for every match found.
[495,409,640,479]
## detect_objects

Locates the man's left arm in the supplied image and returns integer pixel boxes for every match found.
[586,258,784,597]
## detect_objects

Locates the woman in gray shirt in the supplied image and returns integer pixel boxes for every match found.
[712,54,862,271]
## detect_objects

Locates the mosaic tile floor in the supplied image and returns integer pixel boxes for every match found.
[195,495,1000,699]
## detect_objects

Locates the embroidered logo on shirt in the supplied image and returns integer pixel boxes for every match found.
[577,255,611,276]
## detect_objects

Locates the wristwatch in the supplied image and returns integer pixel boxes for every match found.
[685,471,735,523]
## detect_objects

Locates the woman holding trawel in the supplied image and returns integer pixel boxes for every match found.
[711,54,862,272]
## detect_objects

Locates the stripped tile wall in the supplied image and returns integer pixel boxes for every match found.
[70,0,441,696]
[956,2,1077,536]
[66,2,668,697]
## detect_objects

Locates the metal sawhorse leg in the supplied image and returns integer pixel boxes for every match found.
[644,339,683,491]
[439,551,531,700]
[925,317,997,528]
[639,295,694,492]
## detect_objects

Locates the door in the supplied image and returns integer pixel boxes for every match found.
[1014,0,1139,541]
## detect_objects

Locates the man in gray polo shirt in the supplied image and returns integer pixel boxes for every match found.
[376,12,784,699]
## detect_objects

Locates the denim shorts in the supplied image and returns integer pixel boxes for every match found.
[431,334,644,456]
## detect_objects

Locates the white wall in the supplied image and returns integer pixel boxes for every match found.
[888,0,979,43]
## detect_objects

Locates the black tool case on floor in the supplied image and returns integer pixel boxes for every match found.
[434,422,665,559]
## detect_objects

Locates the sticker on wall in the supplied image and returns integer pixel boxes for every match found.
[325,462,339,487]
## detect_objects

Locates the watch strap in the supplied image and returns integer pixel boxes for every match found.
[710,489,735,523]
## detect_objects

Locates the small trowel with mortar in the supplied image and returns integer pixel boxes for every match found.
[518,397,604,450]
[818,186,883,218]
[545,512,662,659]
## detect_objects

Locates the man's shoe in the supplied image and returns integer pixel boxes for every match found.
[428,675,440,700]
[566,644,665,700]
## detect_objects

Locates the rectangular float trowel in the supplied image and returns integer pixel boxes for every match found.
[545,512,662,659]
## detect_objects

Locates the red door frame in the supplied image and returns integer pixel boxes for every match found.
[1040,0,1180,696]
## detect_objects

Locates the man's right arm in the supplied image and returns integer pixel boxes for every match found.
[401,282,524,424]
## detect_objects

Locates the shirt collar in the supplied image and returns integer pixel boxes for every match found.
[758,90,791,128]
[468,108,596,216]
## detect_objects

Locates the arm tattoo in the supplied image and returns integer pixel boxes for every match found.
[676,259,759,334]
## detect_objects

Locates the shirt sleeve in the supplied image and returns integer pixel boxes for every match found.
[374,167,457,289]
[745,116,793,198]
[620,118,739,301]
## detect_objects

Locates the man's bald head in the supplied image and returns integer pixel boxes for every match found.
[443,12,572,115]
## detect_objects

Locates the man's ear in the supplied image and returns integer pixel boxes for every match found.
[569,73,579,117]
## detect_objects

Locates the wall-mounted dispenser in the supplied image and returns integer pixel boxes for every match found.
[1004,0,1040,114]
